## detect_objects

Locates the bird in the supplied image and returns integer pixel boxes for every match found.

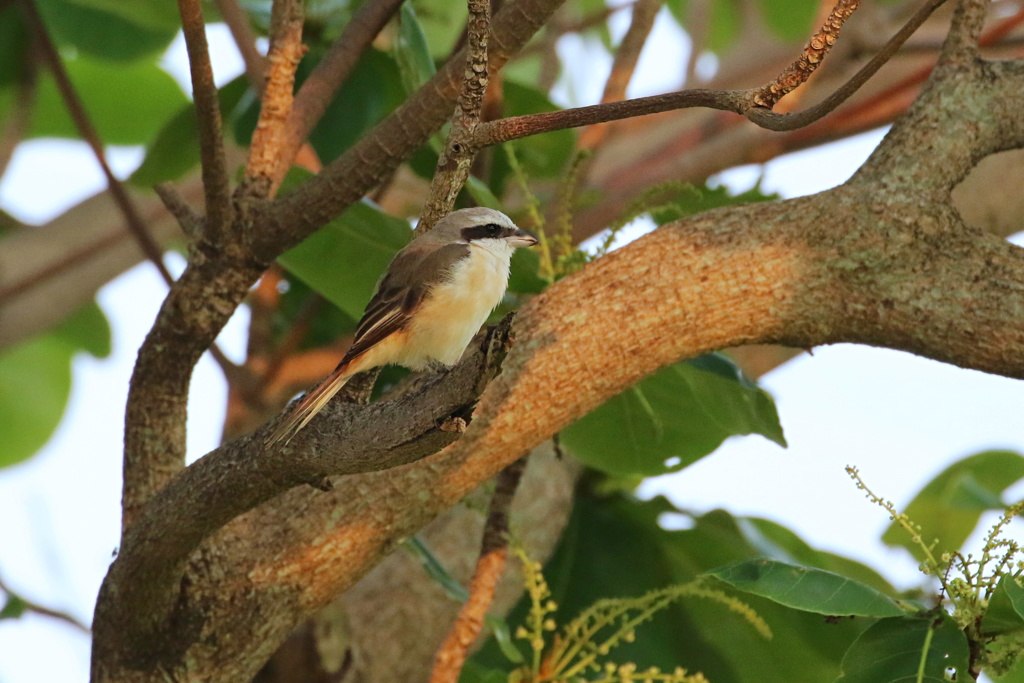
[265,207,539,446]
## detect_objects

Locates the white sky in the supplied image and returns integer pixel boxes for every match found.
[1,10,1022,683]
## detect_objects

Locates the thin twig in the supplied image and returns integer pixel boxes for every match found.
[752,0,861,109]
[579,0,660,150]
[213,0,267,87]
[0,33,35,182]
[273,0,406,191]
[239,0,305,199]
[17,0,174,285]
[0,575,90,633]
[940,0,989,62]
[429,457,529,683]
[470,0,947,146]
[418,0,493,232]
[154,183,204,239]
[178,0,235,240]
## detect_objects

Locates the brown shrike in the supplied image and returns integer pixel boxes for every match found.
[266,207,538,445]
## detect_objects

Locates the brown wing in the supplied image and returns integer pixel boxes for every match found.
[340,242,470,365]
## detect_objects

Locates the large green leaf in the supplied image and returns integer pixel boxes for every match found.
[130,76,251,187]
[561,353,785,477]
[60,0,182,31]
[708,559,905,618]
[882,451,1024,561]
[36,0,177,62]
[395,3,436,94]
[0,302,111,468]
[834,615,970,683]
[984,576,1024,637]
[277,201,412,319]
[30,56,187,145]
[472,493,882,683]
[759,0,818,43]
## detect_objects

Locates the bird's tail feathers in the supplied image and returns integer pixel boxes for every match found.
[264,366,353,446]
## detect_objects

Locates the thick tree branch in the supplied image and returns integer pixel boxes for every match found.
[118,0,566,532]
[96,317,515,666]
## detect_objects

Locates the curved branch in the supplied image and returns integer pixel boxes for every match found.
[96,317,514,660]
[470,0,947,147]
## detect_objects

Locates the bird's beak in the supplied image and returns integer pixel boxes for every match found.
[507,228,539,248]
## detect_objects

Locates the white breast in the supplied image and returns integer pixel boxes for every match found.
[399,240,513,369]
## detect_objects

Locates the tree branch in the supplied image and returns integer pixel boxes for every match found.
[17,0,175,285]
[429,457,527,683]
[273,0,406,191]
[238,0,304,200]
[0,575,89,633]
[255,0,568,257]
[578,0,660,150]
[96,317,515,663]
[213,0,267,86]
[419,0,493,232]
[471,0,947,147]
[177,0,234,240]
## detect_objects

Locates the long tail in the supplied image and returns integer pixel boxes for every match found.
[264,363,354,446]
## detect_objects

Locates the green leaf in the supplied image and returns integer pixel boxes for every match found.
[0,594,27,620]
[36,0,176,62]
[708,559,905,618]
[409,0,465,58]
[561,353,784,477]
[0,301,111,468]
[30,56,187,145]
[52,301,112,359]
[235,48,405,163]
[0,336,74,468]
[984,576,1024,636]
[458,660,508,683]
[395,3,436,94]
[131,76,251,186]
[882,451,1024,561]
[472,493,875,683]
[498,82,575,179]
[60,0,182,31]
[759,0,818,43]
[834,615,970,683]
[278,201,411,319]
[709,0,742,54]
[736,518,899,598]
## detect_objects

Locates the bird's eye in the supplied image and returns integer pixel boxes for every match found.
[484,223,502,236]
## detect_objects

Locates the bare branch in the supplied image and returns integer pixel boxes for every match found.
[578,0,660,150]
[213,0,267,86]
[273,0,406,190]
[940,0,990,62]
[239,0,305,199]
[177,0,234,240]
[154,183,203,239]
[17,0,175,285]
[429,457,527,683]
[752,0,861,109]
[419,0,493,232]
[471,0,947,146]
[0,575,89,633]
